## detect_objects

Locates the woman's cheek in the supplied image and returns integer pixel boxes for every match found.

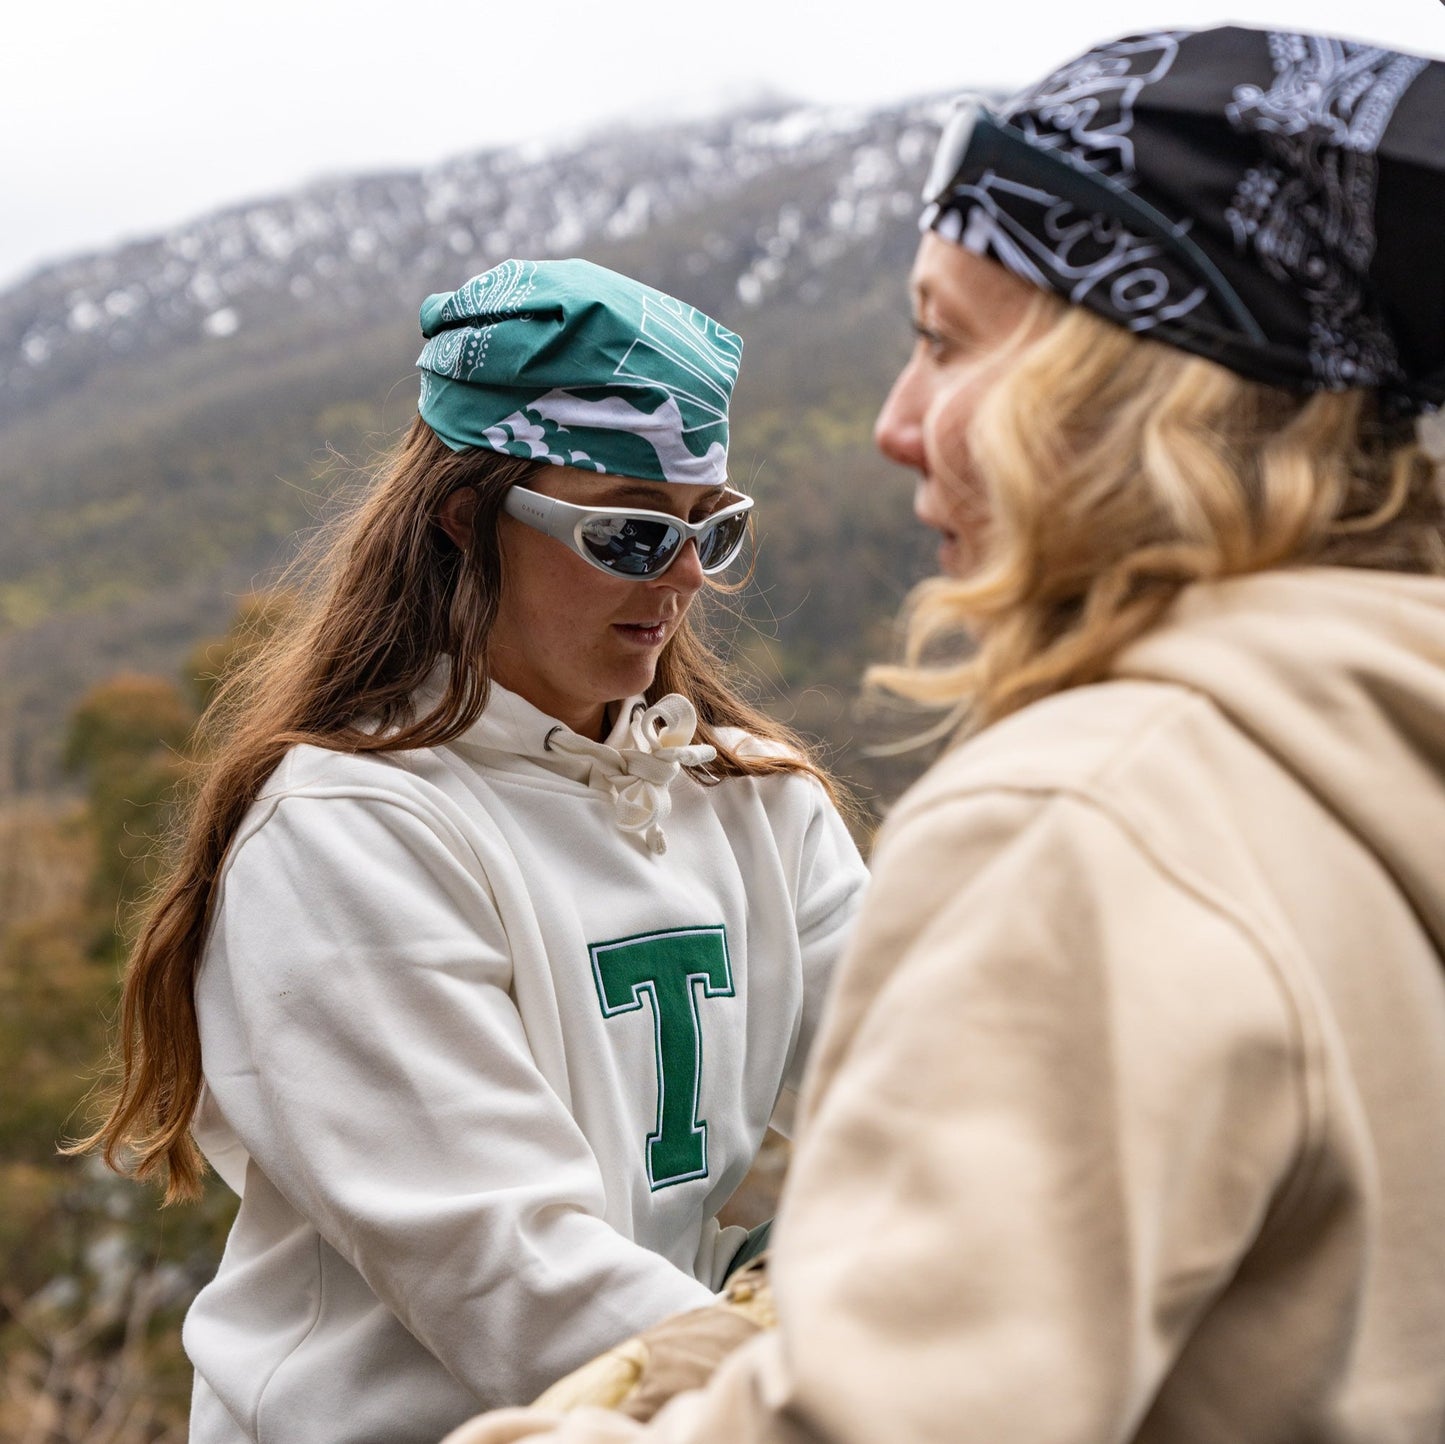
[925,379,999,564]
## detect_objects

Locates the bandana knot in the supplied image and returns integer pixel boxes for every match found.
[546,695,716,855]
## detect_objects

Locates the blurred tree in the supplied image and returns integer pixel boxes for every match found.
[183,589,294,715]
[62,675,193,933]
[0,595,300,1441]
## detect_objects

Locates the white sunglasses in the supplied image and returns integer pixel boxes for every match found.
[502,485,754,581]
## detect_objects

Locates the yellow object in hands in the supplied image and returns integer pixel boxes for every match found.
[532,1259,775,1422]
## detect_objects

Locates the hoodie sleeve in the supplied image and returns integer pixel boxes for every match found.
[439,781,1325,1444]
[771,781,869,1138]
[195,784,713,1410]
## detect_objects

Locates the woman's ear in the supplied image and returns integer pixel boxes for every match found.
[437,487,477,551]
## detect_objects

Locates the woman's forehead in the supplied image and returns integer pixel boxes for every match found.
[911,232,1039,323]
[536,468,725,509]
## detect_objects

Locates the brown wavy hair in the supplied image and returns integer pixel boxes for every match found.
[78,418,841,1201]
[869,302,1445,739]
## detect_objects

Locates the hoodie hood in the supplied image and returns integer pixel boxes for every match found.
[1114,567,1445,948]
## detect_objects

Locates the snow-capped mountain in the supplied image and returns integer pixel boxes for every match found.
[1,98,943,429]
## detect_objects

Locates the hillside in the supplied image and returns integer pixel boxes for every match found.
[0,98,948,797]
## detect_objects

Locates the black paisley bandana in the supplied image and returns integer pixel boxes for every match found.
[924,27,1445,414]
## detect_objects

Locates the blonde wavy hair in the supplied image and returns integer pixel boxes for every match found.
[869,301,1445,740]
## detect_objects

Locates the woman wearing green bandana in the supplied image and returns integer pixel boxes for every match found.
[82,258,868,1444]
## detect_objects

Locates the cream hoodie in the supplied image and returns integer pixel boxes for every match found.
[457,568,1445,1444]
[182,685,867,1444]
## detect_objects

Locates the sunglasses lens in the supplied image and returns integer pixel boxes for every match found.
[579,515,683,577]
[696,511,749,572]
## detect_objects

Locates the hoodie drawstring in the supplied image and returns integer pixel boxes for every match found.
[545,695,717,855]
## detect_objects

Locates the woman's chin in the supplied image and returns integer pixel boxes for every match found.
[935,521,991,578]
[606,656,664,706]
[937,534,968,576]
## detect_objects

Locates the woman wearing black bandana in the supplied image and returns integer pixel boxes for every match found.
[446,25,1445,1444]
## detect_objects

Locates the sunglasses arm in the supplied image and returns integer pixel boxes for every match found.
[502,486,570,543]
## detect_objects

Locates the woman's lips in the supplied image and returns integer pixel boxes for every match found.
[916,494,964,575]
[615,621,669,646]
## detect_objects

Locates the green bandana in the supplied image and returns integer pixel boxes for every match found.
[416,258,742,487]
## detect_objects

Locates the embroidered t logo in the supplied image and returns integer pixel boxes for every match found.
[590,926,733,1189]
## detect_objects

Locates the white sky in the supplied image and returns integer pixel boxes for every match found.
[5,0,1442,291]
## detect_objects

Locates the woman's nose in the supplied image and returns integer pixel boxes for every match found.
[659,538,706,594]
[874,363,928,473]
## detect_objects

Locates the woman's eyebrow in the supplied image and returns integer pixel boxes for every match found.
[598,483,726,508]
[602,483,676,507]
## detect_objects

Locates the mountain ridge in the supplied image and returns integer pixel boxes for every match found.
[1,97,944,428]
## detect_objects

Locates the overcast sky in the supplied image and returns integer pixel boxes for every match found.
[5,0,1441,291]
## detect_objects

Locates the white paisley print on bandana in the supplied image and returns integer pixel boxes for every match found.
[425,259,540,390]
[1225,34,1428,389]
[1000,31,1185,180]
[942,32,1207,332]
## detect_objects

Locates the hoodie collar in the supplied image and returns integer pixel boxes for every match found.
[435,676,717,855]
[1114,567,1445,947]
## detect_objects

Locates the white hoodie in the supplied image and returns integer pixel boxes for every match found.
[182,684,867,1444]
